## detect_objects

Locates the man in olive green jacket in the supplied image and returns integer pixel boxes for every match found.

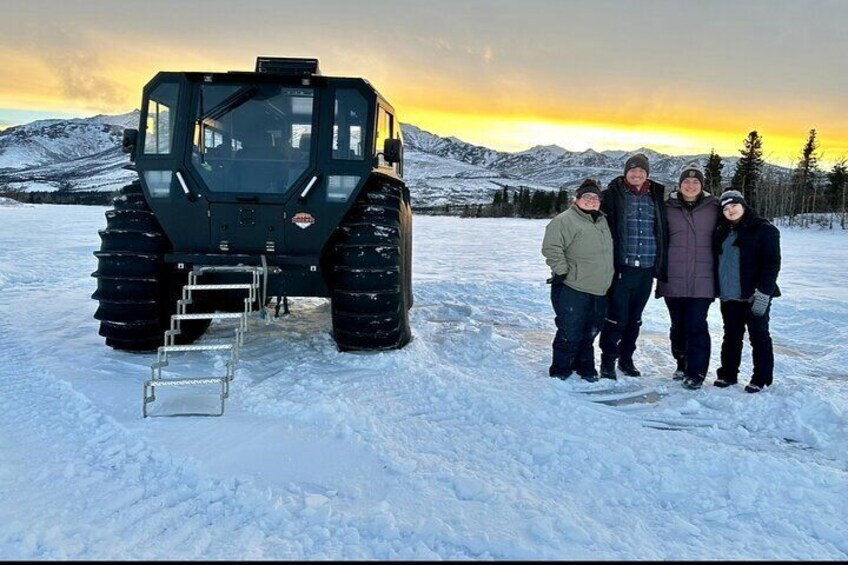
[542,179,615,381]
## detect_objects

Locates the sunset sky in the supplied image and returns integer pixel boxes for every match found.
[3,0,847,166]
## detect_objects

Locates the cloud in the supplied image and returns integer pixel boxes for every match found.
[47,52,124,109]
[1,0,847,163]
[0,20,130,112]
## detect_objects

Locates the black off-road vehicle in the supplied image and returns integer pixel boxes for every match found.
[93,57,412,352]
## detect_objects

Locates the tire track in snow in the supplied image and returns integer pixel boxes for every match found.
[0,322,485,560]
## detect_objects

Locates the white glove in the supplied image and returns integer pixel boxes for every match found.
[750,290,771,317]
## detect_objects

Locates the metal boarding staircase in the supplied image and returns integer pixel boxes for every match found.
[142,264,272,417]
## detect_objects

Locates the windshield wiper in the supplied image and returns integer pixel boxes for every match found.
[199,86,259,123]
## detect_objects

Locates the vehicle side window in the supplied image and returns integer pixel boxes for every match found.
[144,82,179,155]
[332,89,366,160]
[376,107,400,173]
[376,106,392,168]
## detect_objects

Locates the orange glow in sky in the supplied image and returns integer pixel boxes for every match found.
[401,109,847,168]
[2,0,848,169]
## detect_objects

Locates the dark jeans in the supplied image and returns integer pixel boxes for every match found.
[664,297,714,379]
[550,281,608,377]
[599,266,654,361]
[718,300,774,386]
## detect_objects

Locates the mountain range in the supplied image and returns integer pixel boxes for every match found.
[0,111,747,207]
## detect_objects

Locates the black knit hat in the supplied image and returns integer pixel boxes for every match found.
[679,165,705,187]
[719,190,746,209]
[624,153,650,176]
[575,178,602,198]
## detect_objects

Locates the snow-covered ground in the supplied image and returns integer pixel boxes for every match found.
[0,202,845,560]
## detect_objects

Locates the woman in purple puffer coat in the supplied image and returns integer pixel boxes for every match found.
[655,165,720,390]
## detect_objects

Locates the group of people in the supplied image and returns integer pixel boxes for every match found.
[541,153,782,393]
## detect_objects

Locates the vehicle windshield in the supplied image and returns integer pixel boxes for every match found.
[190,83,314,195]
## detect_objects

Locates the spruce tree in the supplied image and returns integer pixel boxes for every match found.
[520,187,531,215]
[555,188,569,213]
[529,190,553,217]
[542,191,555,216]
[704,150,724,195]
[492,190,503,217]
[791,129,821,220]
[730,131,765,210]
[503,187,514,217]
[826,160,848,228]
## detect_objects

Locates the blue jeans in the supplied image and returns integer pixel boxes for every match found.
[550,279,608,377]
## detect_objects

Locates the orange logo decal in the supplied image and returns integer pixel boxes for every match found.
[292,212,316,229]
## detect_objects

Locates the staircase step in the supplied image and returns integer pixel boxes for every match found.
[194,266,266,274]
[184,284,255,291]
[143,264,269,417]
[172,312,244,321]
[146,377,227,387]
[159,343,234,353]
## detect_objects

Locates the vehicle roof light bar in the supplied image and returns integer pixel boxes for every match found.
[255,57,321,76]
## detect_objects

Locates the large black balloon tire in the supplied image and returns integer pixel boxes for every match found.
[92,181,210,351]
[329,179,412,351]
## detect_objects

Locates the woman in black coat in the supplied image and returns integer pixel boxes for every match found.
[713,190,781,393]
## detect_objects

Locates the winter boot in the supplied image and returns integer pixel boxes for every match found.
[713,377,738,388]
[600,355,617,380]
[714,367,738,388]
[617,357,641,377]
[682,375,704,390]
[672,357,686,380]
[579,372,599,383]
[744,381,769,393]
[549,371,572,381]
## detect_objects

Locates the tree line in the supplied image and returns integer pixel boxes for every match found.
[729,129,848,228]
[0,188,116,205]
[0,175,117,205]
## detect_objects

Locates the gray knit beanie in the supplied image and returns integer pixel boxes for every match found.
[679,165,705,187]
[624,153,650,176]
[719,190,746,209]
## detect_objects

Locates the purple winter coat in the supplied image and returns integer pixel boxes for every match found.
[656,192,720,298]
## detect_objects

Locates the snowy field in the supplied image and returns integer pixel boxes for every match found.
[0,202,846,560]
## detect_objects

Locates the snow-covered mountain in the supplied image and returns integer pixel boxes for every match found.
[0,111,138,170]
[0,111,139,192]
[403,125,739,202]
[0,112,745,205]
